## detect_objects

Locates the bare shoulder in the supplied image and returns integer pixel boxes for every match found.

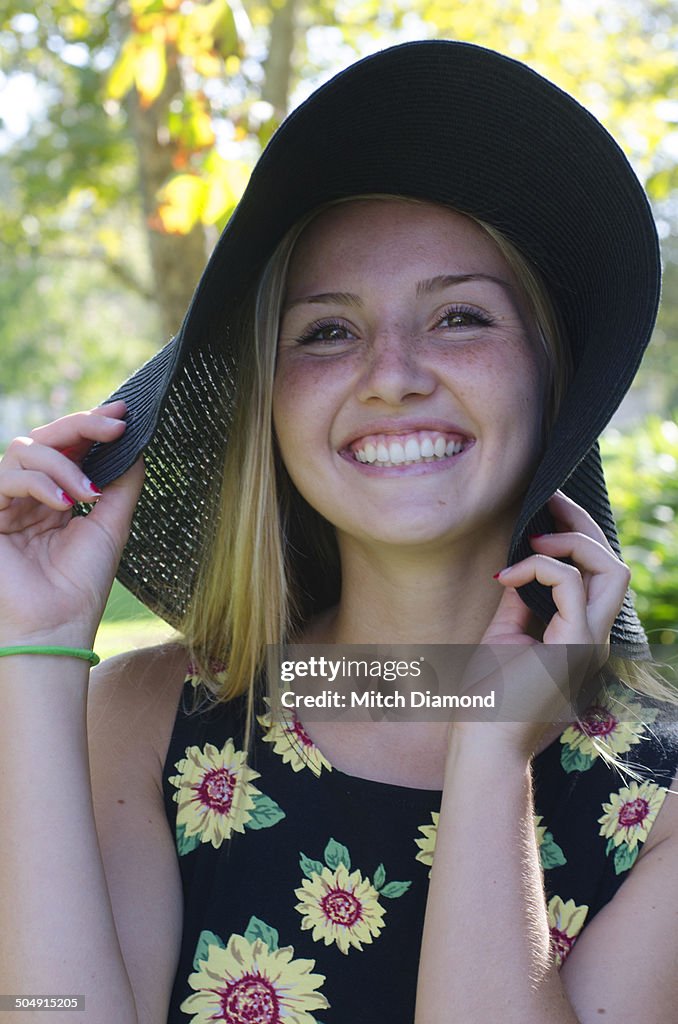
[87,640,190,780]
[86,643,189,1024]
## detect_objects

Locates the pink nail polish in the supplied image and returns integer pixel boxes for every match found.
[89,482,102,495]
[493,569,506,579]
[58,489,75,506]
[528,533,546,540]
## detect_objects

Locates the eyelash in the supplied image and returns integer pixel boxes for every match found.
[435,305,495,329]
[295,319,354,345]
[294,305,495,345]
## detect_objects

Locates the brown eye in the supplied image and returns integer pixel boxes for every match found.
[297,320,355,345]
[437,306,494,330]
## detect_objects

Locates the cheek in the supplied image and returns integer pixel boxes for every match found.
[272,360,338,457]
[458,343,543,446]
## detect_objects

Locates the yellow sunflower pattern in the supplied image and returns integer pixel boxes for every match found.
[547,896,589,967]
[258,706,332,777]
[559,688,658,774]
[415,812,566,876]
[295,839,411,954]
[414,811,439,876]
[598,779,668,874]
[181,917,329,1024]
[168,739,285,854]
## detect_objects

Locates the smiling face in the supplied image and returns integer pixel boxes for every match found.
[272,198,545,556]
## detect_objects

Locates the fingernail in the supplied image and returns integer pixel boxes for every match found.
[528,533,547,540]
[57,489,75,506]
[83,477,102,495]
[493,568,509,579]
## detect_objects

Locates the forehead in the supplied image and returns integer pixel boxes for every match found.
[285,198,517,294]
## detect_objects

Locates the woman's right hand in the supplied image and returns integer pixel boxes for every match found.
[0,399,145,646]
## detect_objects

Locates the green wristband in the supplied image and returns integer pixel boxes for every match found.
[0,646,101,666]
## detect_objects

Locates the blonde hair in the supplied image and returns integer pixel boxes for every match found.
[178,195,677,740]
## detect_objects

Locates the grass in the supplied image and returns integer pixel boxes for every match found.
[94,579,175,661]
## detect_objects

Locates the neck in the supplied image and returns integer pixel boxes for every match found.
[308,528,513,646]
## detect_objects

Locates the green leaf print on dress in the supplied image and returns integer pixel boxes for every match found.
[295,838,411,954]
[181,920,329,1023]
[168,738,285,853]
[534,815,567,869]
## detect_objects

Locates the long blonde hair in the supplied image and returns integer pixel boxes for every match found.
[178,195,677,740]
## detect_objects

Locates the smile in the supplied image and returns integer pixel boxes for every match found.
[347,430,473,467]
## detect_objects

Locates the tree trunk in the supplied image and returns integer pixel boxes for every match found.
[128,51,207,341]
[262,0,299,115]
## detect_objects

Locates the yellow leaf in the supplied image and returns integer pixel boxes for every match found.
[202,159,249,225]
[135,37,168,107]
[107,37,139,101]
[156,174,207,234]
[193,52,223,77]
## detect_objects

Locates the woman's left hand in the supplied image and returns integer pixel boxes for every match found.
[456,490,632,758]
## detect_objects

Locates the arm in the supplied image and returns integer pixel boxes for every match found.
[0,406,177,1022]
[0,644,184,1024]
[415,491,676,1023]
[415,730,577,1024]
[0,652,139,1024]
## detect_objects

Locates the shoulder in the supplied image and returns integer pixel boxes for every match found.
[87,641,191,781]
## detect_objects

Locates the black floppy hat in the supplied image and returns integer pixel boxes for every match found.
[83,39,661,655]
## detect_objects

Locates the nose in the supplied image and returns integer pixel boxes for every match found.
[355,330,437,406]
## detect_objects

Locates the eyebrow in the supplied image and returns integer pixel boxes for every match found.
[284,274,515,311]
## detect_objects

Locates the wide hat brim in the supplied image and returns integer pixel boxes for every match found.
[83,40,660,656]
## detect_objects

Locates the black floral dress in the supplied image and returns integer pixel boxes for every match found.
[161,671,678,1024]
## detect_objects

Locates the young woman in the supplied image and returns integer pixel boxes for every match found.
[1,41,677,1024]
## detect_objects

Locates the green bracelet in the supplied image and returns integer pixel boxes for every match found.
[0,646,101,666]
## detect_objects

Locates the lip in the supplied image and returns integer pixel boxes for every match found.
[338,418,476,451]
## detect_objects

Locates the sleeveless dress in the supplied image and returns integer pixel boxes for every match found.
[161,670,678,1024]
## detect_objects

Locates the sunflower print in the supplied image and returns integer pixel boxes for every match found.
[598,779,668,874]
[547,896,589,967]
[414,811,439,876]
[258,705,332,777]
[295,838,411,954]
[169,739,285,854]
[559,688,657,774]
[181,918,329,1023]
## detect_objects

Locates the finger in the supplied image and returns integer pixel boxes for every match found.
[1,438,103,506]
[495,554,589,632]
[527,532,630,637]
[0,468,79,514]
[483,586,538,643]
[547,491,613,552]
[82,455,146,550]
[27,404,127,451]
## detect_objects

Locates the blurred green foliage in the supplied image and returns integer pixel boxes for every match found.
[602,417,678,643]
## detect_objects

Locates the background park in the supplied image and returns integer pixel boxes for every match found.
[1,0,677,659]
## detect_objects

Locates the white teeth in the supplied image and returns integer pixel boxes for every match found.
[390,442,405,464]
[404,438,419,461]
[351,431,468,465]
